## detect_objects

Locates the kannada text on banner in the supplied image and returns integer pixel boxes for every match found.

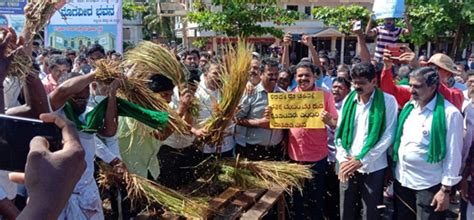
[268,91,325,129]
[45,0,123,53]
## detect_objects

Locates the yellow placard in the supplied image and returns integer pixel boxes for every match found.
[268,91,325,129]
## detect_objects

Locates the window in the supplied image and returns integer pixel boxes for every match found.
[305,6,311,16]
[123,28,132,41]
[287,5,298,11]
[304,6,312,19]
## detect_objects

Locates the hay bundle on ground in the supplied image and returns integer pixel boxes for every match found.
[98,164,210,219]
[196,40,253,148]
[94,59,189,135]
[213,159,313,193]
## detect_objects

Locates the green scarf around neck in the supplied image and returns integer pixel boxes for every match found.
[397,78,409,86]
[335,88,386,160]
[63,97,169,134]
[392,93,447,163]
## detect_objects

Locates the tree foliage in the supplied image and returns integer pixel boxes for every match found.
[312,1,474,58]
[312,5,371,35]
[187,0,300,38]
[405,0,474,57]
[122,0,174,40]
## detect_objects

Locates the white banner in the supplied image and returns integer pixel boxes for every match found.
[372,0,405,19]
[46,0,123,53]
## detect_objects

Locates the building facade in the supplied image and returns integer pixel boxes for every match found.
[167,0,374,64]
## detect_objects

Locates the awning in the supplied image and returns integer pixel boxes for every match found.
[312,28,345,37]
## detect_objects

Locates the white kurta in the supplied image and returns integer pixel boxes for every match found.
[57,109,104,220]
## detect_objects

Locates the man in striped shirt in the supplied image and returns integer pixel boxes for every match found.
[366,16,412,60]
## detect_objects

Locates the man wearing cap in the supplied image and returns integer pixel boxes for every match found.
[380,50,464,111]
[428,53,467,93]
[392,67,463,219]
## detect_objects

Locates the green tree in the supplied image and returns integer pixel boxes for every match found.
[312,1,474,59]
[405,0,474,58]
[186,0,300,38]
[122,0,175,40]
[312,5,371,35]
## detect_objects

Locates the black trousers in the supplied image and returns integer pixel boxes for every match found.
[288,159,327,220]
[236,142,284,161]
[157,144,203,190]
[393,181,446,220]
[324,162,340,220]
[340,168,385,220]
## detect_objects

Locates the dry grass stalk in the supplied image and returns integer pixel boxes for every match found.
[0,30,34,79]
[94,59,123,84]
[98,165,210,219]
[94,59,189,135]
[214,159,314,193]
[24,0,62,36]
[6,50,33,79]
[1,0,62,79]
[197,40,253,148]
[123,41,186,90]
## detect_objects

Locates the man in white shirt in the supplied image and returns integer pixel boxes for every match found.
[192,61,235,157]
[49,72,119,220]
[336,62,398,220]
[393,67,463,219]
[159,71,202,190]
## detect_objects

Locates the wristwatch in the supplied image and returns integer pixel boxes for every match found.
[441,186,452,194]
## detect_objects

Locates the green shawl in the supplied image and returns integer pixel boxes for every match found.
[392,93,447,163]
[397,78,409,86]
[63,97,169,133]
[335,88,386,160]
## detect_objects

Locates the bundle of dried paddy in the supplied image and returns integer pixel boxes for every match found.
[0,28,33,79]
[123,41,187,90]
[24,0,64,36]
[214,159,314,193]
[94,59,189,135]
[196,40,252,148]
[2,0,65,79]
[98,164,210,219]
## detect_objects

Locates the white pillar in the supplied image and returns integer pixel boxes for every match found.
[212,37,217,52]
[340,36,345,64]
[331,37,336,52]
